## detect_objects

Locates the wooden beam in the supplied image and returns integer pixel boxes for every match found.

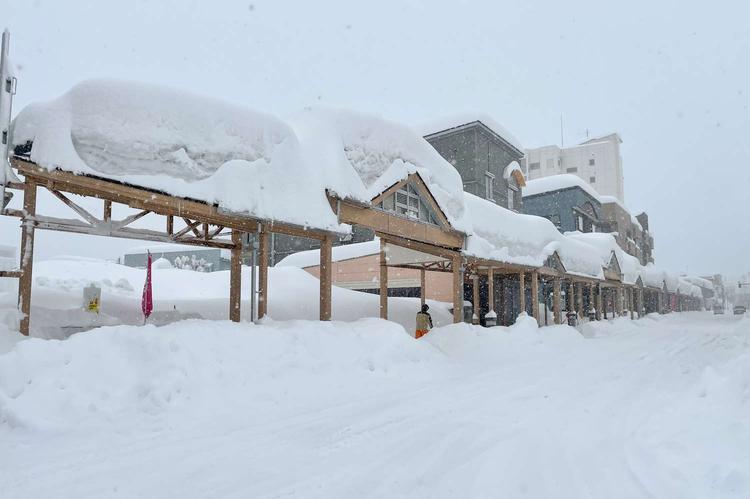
[166,214,174,235]
[112,209,150,230]
[13,159,334,241]
[103,200,112,221]
[229,230,242,322]
[18,180,37,336]
[48,189,100,225]
[553,278,561,325]
[0,270,22,278]
[420,268,426,307]
[379,238,388,320]
[531,271,540,322]
[519,272,526,317]
[258,229,269,319]
[452,254,463,323]
[319,236,333,321]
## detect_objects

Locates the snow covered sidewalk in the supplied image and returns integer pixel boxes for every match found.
[1,312,748,498]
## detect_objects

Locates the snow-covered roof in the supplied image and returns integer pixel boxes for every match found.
[418,113,524,153]
[565,232,641,284]
[681,275,714,291]
[523,174,601,202]
[462,193,603,278]
[11,79,348,234]
[276,238,381,268]
[289,108,469,232]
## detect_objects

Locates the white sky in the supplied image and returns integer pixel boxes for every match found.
[1,0,749,276]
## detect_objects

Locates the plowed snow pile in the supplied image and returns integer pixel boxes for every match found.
[1,313,748,498]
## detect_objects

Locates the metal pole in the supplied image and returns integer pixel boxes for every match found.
[1,30,19,214]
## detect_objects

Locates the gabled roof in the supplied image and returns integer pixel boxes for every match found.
[523,174,601,202]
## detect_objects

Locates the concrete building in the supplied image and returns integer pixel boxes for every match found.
[522,174,603,233]
[599,198,654,266]
[523,133,625,203]
[422,115,526,211]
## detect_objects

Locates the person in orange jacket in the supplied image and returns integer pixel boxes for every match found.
[415,304,433,339]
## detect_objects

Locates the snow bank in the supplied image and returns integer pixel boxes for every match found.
[0,318,440,431]
[276,237,380,268]
[418,112,524,153]
[523,173,601,201]
[11,79,346,232]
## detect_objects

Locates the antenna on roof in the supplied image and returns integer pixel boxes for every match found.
[560,114,564,147]
[586,128,590,139]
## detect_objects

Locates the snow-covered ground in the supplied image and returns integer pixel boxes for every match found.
[1,311,748,498]
[0,256,453,341]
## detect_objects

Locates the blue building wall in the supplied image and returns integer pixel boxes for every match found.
[522,187,601,233]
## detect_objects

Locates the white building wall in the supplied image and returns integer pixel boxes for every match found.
[523,134,626,202]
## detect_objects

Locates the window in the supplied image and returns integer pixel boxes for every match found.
[485,172,495,200]
[529,162,540,170]
[589,158,595,166]
[589,176,596,183]
[507,186,516,210]
[545,158,554,169]
[566,167,578,173]
[381,183,439,225]
[577,215,584,231]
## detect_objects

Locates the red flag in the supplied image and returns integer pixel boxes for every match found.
[141,251,153,321]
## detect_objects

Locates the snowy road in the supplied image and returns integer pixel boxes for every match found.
[1,312,748,498]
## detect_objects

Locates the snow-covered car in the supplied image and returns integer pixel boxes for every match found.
[733,305,746,315]
[713,305,725,314]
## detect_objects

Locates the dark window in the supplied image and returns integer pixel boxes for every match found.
[589,176,596,183]
[529,162,541,170]
[566,167,578,173]
[589,158,596,166]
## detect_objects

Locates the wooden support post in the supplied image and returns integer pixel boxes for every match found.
[472,275,480,324]
[103,200,112,221]
[379,238,388,320]
[629,288,635,320]
[319,236,333,321]
[615,287,623,316]
[166,214,174,235]
[420,268,426,308]
[531,271,540,322]
[229,230,242,322]
[639,288,644,318]
[18,180,37,336]
[258,229,269,319]
[519,272,526,316]
[452,254,463,324]
[487,267,495,315]
[596,285,602,320]
[576,282,584,318]
[553,278,561,325]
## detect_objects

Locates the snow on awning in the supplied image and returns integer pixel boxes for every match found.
[289,108,469,232]
[11,79,348,233]
[462,193,603,278]
[566,232,642,284]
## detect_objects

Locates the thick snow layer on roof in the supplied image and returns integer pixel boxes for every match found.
[565,232,642,284]
[682,275,714,290]
[462,194,603,278]
[417,112,524,153]
[290,108,468,231]
[523,174,601,201]
[11,80,347,233]
[276,238,381,268]
[641,265,667,289]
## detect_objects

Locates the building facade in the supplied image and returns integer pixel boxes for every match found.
[522,175,603,233]
[523,133,625,203]
[599,199,654,266]
[423,118,525,211]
